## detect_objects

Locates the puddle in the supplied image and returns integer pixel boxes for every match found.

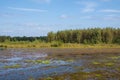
[25,53,48,60]
[6,57,23,61]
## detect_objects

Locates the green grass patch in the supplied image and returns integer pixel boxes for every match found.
[95,74,102,77]
[25,60,50,64]
[40,60,50,64]
[105,62,114,66]
[3,64,21,69]
[0,42,120,48]
[110,56,120,59]
[45,77,53,80]
[66,59,74,62]
[92,61,101,65]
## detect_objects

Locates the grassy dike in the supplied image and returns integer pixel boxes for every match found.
[0,41,120,48]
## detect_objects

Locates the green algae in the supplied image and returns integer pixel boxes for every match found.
[92,61,101,65]
[3,64,21,69]
[105,62,114,66]
[110,56,120,59]
[25,60,50,64]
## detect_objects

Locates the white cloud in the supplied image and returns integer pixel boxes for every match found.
[60,14,69,19]
[103,15,120,21]
[81,15,120,21]
[100,9,120,13]
[78,2,97,13]
[8,7,47,12]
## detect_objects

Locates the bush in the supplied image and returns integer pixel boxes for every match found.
[0,45,7,48]
[50,41,63,47]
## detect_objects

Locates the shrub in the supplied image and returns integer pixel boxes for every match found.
[51,41,63,47]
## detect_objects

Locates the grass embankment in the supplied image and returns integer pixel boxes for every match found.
[0,41,120,48]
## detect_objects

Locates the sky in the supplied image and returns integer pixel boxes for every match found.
[0,0,120,36]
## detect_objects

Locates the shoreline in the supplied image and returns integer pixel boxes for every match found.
[0,48,120,54]
[0,43,120,48]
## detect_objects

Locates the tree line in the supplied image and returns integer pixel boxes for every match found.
[47,27,120,44]
[0,36,47,42]
[0,27,120,44]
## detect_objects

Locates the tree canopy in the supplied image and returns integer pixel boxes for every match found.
[47,28,120,44]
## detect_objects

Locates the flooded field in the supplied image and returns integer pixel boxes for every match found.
[0,48,120,80]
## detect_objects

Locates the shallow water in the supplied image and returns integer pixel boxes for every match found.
[0,48,120,80]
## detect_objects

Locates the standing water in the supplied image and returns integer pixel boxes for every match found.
[0,48,120,80]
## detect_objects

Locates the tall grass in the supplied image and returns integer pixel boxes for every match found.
[0,41,120,48]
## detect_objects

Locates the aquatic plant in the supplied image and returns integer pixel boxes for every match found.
[105,62,114,66]
[28,77,35,80]
[92,61,100,65]
[25,60,50,64]
[24,60,34,63]
[116,67,120,71]
[3,64,21,69]
[110,56,120,59]
[95,74,102,77]
[41,60,50,64]
[42,77,53,80]
[66,59,74,62]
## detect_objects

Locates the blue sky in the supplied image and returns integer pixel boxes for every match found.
[0,0,120,36]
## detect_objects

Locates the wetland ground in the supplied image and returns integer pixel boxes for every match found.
[0,48,120,80]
